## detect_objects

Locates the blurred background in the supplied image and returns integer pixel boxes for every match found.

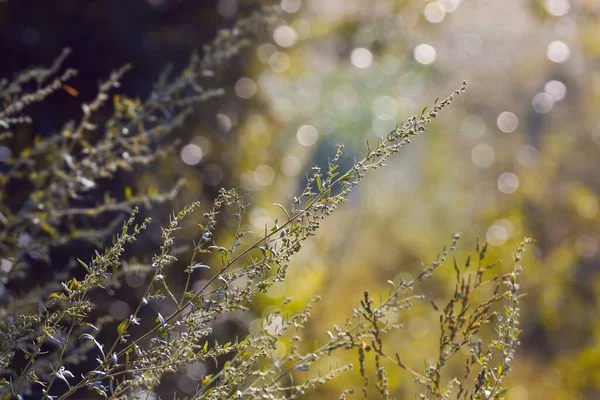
[2,0,600,399]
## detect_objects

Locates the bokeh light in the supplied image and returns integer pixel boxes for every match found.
[203,164,223,186]
[487,223,508,246]
[216,113,232,132]
[235,77,257,99]
[372,95,398,120]
[576,195,599,219]
[186,362,207,381]
[544,0,570,16]
[257,43,277,63]
[575,235,598,258]
[516,145,541,168]
[544,80,567,101]
[471,143,495,168]
[296,124,319,146]
[216,0,237,17]
[496,111,519,133]
[291,19,311,39]
[273,25,298,48]
[532,92,554,114]
[281,0,301,14]
[498,172,520,194]
[180,143,203,166]
[0,146,11,162]
[413,44,437,65]
[350,47,373,69]
[281,154,302,176]
[268,52,291,72]
[547,40,570,63]
[424,2,445,23]
[461,114,486,140]
[254,164,276,186]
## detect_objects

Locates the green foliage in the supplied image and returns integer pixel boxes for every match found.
[0,3,530,400]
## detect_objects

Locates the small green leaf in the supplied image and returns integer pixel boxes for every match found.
[117,320,128,336]
[270,219,279,232]
[339,172,353,182]
[315,174,323,192]
[81,322,99,331]
[202,374,213,386]
[67,278,80,290]
[77,258,90,273]
[242,257,254,269]
[163,283,178,305]
[272,203,291,220]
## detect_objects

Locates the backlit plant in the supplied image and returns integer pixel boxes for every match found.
[0,2,529,399]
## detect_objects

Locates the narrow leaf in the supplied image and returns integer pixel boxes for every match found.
[117,320,128,336]
[272,203,291,220]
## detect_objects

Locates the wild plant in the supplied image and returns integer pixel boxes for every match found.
[0,3,530,399]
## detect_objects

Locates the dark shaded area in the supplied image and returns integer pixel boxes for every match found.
[1,0,222,131]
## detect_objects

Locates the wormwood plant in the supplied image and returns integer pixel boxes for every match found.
[0,4,530,400]
[0,73,530,398]
[0,1,278,278]
[0,4,278,387]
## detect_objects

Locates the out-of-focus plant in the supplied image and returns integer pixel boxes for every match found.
[228,1,599,398]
